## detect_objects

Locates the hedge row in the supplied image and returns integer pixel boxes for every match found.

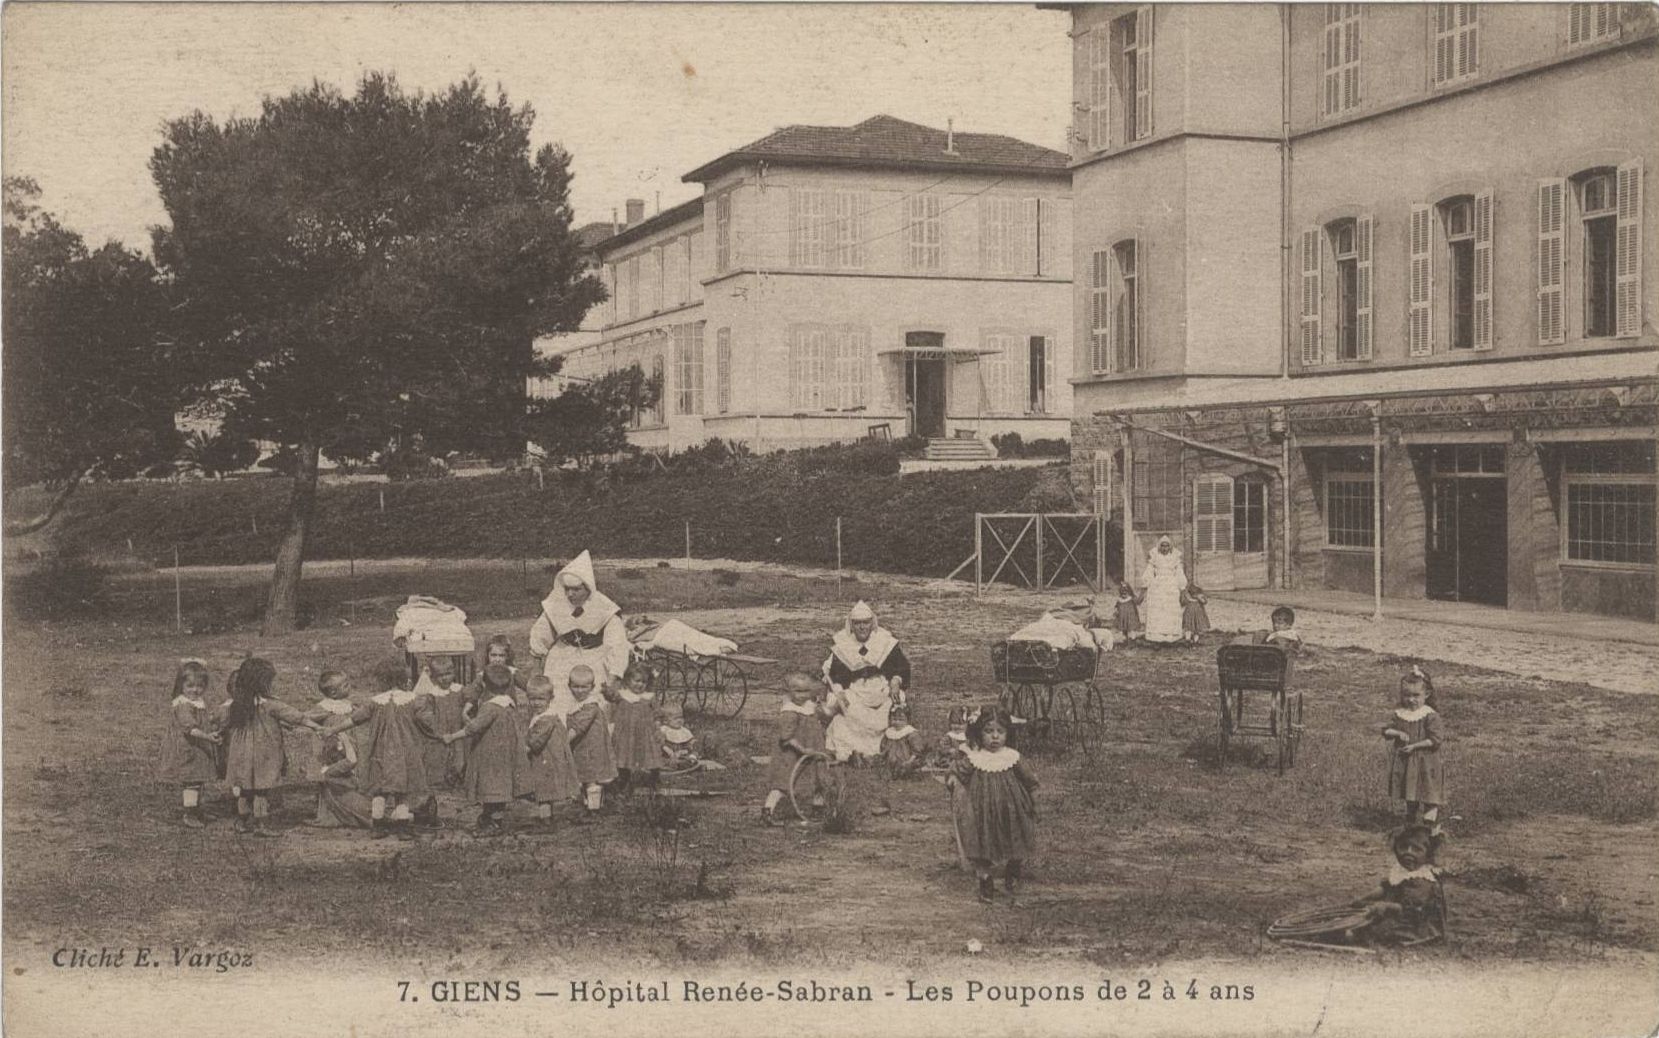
[40,461,1073,579]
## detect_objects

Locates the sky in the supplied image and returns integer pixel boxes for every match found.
[2,3,1071,252]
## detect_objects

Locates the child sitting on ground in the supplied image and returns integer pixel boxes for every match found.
[762,671,830,826]
[521,675,582,829]
[880,705,925,777]
[659,702,698,769]
[1347,824,1444,945]
[1112,582,1143,642]
[161,659,221,829]
[926,705,971,769]
[564,664,618,816]
[1182,583,1211,644]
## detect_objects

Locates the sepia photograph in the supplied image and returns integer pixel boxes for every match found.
[1,2,1656,1035]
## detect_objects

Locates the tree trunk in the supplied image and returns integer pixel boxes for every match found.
[262,441,321,636]
[3,471,84,536]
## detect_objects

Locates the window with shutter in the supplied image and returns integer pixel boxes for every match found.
[1194,475,1234,554]
[1134,6,1154,140]
[835,326,869,410]
[835,192,867,270]
[980,333,1013,413]
[1300,228,1323,365]
[715,193,732,273]
[1356,215,1374,359]
[1568,3,1619,45]
[1615,159,1643,338]
[1092,450,1114,518]
[1112,239,1140,372]
[1323,5,1362,117]
[906,193,943,272]
[648,247,664,313]
[1537,179,1566,345]
[715,328,731,414]
[1028,335,1053,414]
[1473,190,1494,350]
[1090,249,1112,373]
[1409,205,1435,355]
[1088,27,1112,152]
[1432,4,1479,86]
[790,189,831,269]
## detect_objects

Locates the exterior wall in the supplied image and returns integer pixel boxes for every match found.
[1290,33,1659,375]
[1506,440,1564,612]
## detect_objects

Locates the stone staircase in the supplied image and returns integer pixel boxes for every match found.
[923,437,996,462]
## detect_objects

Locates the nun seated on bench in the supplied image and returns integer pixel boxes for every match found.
[822,600,912,763]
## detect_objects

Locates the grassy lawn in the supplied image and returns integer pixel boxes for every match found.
[4,562,1656,970]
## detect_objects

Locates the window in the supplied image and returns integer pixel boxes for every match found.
[715,328,731,414]
[788,324,868,411]
[1568,3,1619,45]
[1132,437,1181,530]
[714,192,733,273]
[1562,443,1655,565]
[835,192,867,269]
[790,189,865,270]
[1325,474,1376,548]
[1442,198,1476,349]
[1113,240,1141,372]
[605,263,621,324]
[906,193,943,271]
[674,323,704,416]
[1432,4,1478,86]
[1089,249,1112,374]
[625,257,641,320]
[1113,8,1153,144]
[1234,478,1267,553]
[1331,220,1359,360]
[645,246,663,313]
[1193,475,1233,553]
[1323,4,1362,117]
[681,235,696,301]
[1304,216,1373,365]
[663,238,687,308]
[979,333,1016,412]
[650,354,665,426]
[1582,171,1618,338]
[1086,27,1111,152]
[1548,162,1643,344]
[1028,336,1052,414]
[979,196,1037,275]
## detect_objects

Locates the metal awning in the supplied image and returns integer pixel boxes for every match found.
[876,344,1000,361]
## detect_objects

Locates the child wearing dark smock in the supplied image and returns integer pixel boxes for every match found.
[161,659,221,828]
[1181,583,1211,644]
[1345,825,1444,946]
[305,669,372,829]
[1382,667,1445,844]
[564,665,618,814]
[610,659,665,794]
[880,705,925,777]
[322,658,432,840]
[521,676,582,826]
[762,672,828,825]
[215,657,320,837]
[1113,583,1142,641]
[954,705,1040,902]
[414,656,469,789]
[442,663,531,833]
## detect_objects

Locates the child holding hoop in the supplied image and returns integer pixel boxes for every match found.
[762,671,828,826]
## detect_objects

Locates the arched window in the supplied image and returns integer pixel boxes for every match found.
[1540,162,1643,344]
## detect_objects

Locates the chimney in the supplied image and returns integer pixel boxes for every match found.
[625,198,645,226]
[611,207,620,235]
[945,118,959,155]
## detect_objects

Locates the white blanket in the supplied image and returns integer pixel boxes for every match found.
[633,618,737,658]
[393,595,475,654]
[1009,613,1113,652]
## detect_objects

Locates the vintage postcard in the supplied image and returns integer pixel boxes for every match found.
[2,2,1656,1036]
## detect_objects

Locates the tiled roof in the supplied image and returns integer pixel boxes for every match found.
[594,195,706,255]
[573,221,618,251]
[683,115,1070,183]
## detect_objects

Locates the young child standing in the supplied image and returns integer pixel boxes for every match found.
[161,659,221,828]
[521,675,582,827]
[564,664,618,815]
[609,658,665,794]
[321,657,432,840]
[880,705,925,776]
[414,656,468,789]
[305,669,371,828]
[1113,582,1143,642]
[1181,583,1211,644]
[954,705,1040,902]
[1382,666,1445,844]
[762,671,828,825]
[215,657,320,837]
[442,663,530,834]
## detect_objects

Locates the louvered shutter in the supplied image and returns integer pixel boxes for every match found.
[1300,228,1323,365]
[1134,239,1146,370]
[1409,204,1434,356]
[1135,7,1154,139]
[1091,249,1112,373]
[1092,450,1114,518]
[1536,179,1566,345]
[1616,159,1643,338]
[1194,475,1233,553]
[1473,189,1495,350]
[1023,198,1040,275]
[1042,336,1056,412]
[1089,28,1111,151]
[1356,214,1374,359]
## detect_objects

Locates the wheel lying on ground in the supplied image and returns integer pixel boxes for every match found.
[787,750,845,823]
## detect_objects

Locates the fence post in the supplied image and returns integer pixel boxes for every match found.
[173,545,182,633]
[835,516,843,583]
[379,488,386,512]
[684,519,691,569]
[1035,514,1045,590]
[974,513,984,600]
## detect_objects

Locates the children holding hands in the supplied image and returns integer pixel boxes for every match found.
[215,657,322,836]
[563,664,618,816]
[441,663,530,834]
[161,659,221,829]
[521,675,582,827]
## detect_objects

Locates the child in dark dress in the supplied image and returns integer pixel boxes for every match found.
[610,658,665,795]
[1181,584,1211,644]
[160,659,221,828]
[762,671,829,825]
[880,705,925,777]
[441,663,530,834]
[1113,583,1143,642]
[1345,825,1444,945]
[215,657,321,837]
[954,704,1040,902]
[564,664,618,815]
[521,675,581,827]
[321,657,432,840]
[1382,666,1446,854]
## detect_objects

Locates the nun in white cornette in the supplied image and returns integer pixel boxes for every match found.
[1138,535,1189,645]
[822,601,913,762]
[528,551,631,718]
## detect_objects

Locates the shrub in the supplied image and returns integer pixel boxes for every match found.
[382,441,449,481]
[712,569,741,587]
[791,440,901,477]
[991,432,1025,457]
[5,554,112,619]
[992,433,1071,460]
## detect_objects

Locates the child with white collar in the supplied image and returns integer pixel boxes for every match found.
[563,664,617,816]
[610,658,665,795]
[161,659,221,828]
[762,671,828,825]
[441,663,530,834]
[1382,666,1445,853]
[320,657,432,840]
[1345,824,1444,945]
[521,675,581,827]
[413,655,468,805]
[880,705,924,777]
[953,705,1040,903]
[659,702,698,769]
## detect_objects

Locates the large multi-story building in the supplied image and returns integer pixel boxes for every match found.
[559,115,1075,453]
[1060,3,1656,620]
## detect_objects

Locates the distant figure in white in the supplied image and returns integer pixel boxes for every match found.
[529,551,630,718]
[823,600,912,761]
[1139,535,1189,645]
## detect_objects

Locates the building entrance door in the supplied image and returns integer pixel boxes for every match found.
[904,334,948,438]
[1424,447,1508,606]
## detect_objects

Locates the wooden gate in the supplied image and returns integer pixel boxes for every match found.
[974,513,1108,595]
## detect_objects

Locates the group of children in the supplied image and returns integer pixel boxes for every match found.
[1108,581,1213,645]
[159,634,703,838]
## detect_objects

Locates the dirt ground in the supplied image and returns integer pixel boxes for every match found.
[4,561,1657,983]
